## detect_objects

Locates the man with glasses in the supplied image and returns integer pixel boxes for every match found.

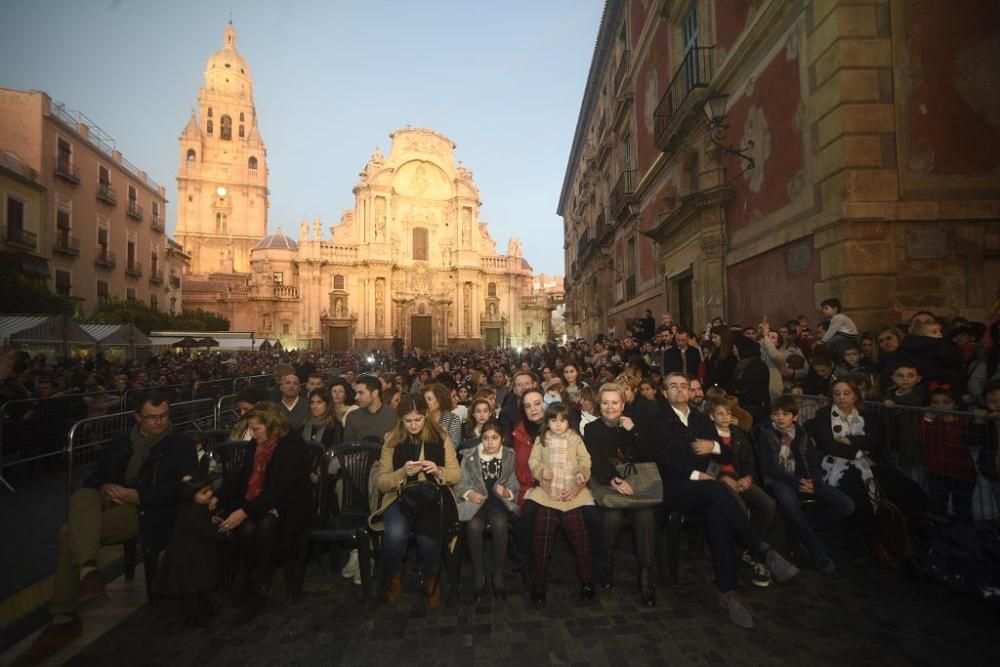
[19,391,197,664]
[656,373,799,629]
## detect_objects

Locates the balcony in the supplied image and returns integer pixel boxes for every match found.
[125,261,143,278]
[654,46,715,152]
[610,170,637,221]
[94,250,117,269]
[149,270,163,285]
[126,201,144,221]
[96,182,117,205]
[151,216,165,232]
[1,225,37,250]
[53,235,80,256]
[170,275,181,288]
[54,161,80,185]
[613,51,630,96]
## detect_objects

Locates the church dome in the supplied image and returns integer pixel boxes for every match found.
[253,230,298,251]
[204,24,253,94]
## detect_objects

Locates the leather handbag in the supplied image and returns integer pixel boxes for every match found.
[397,441,443,517]
[591,461,663,509]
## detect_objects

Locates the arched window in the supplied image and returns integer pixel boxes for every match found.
[248,156,258,171]
[186,149,196,162]
[239,124,245,138]
[216,212,226,233]
[333,274,345,290]
[488,282,497,297]
[220,115,232,141]
[207,107,213,117]
[206,120,213,134]
[412,227,429,261]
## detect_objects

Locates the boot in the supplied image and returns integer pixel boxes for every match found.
[424,576,442,608]
[385,574,402,605]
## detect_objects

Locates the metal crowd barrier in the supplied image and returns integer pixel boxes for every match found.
[215,392,242,431]
[65,398,217,501]
[789,394,1000,523]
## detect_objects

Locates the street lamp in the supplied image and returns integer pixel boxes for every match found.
[703,93,755,172]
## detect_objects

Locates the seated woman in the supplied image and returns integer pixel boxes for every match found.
[371,393,461,607]
[330,378,358,426]
[561,361,589,406]
[806,378,927,566]
[302,388,343,449]
[510,388,547,579]
[583,382,658,605]
[455,420,519,601]
[424,382,464,448]
[217,403,313,621]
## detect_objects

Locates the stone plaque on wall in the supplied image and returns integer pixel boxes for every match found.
[787,241,811,274]
[906,230,947,260]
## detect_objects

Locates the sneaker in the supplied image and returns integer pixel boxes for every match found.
[719,591,754,629]
[750,560,772,587]
[341,549,359,579]
[13,615,83,665]
[765,549,800,583]
[353,559,370,586]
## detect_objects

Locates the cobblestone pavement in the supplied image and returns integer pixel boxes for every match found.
[61,539,995,667]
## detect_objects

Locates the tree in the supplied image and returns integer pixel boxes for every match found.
[0,267,77,316]
[85,300,230,334]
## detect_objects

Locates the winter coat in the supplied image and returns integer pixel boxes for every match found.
[454,445,519,521]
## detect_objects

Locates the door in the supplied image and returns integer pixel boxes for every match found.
[484,327,501,349]
[327,326,350,351]
[410,316,432,350]
[676,272,694,331]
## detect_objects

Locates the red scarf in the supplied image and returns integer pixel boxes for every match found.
[245,439,278,501]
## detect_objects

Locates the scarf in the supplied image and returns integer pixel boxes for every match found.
[821,407,878,509]
[245,439,278,502]
[772,422,798,476]
[542,430,574,498]
[125,423,171,484]
[304,415,331,443]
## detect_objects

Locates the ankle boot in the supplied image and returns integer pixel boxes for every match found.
[424,576,442,608]
[385,574,402,605]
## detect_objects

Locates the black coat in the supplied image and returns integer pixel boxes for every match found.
[898,335,965,392]
[805,406,888,466]
[84,429,198,552]
[728,357,771,421]
[583,418,657,486]
[704,354,736,389]
[218,432,314,560]
[153,502,226,595]
[657,405,733,482]
[661,346,701,378]
[756,422,825,488]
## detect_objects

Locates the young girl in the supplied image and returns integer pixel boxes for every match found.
[455,420,519,601]
[460,398,494,448]
[918,387,976,523]
[525,403,594,608]
[154,478,226,625]
[560,362,588,405]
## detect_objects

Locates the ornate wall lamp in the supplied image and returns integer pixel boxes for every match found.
[704,94,755,173]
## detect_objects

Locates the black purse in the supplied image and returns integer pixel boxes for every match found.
[398,440,443,517]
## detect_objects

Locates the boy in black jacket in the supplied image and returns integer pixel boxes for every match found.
[757,396,854,575]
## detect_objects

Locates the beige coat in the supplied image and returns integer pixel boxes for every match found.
[525,430,594,511]
[368,434,462,531]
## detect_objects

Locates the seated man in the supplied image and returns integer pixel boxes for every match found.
[343,375,396,444]
[657,373,798,630]
[18,391,197,665]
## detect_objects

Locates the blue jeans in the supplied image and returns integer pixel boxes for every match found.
[770,480,854,560]
[382,502,442,577]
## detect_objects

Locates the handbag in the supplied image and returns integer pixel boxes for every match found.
[591,461,663,509]
[874,482,913,559]
[397,440,444,517]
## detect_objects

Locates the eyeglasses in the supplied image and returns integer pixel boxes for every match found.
[140,412,169,422]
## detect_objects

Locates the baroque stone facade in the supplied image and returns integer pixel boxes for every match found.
[180,26,561,350]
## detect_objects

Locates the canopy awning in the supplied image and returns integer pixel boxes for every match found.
[80,323,151,347]
[0,314,96,346]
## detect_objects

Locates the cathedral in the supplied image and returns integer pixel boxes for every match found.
[178,24,562,351]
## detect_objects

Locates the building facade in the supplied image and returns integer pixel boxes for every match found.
[559,0,1000,338]
[180,26,561,350]
[0,88,185,314]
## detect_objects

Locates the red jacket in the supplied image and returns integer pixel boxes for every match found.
[918,417,975,479]
[510,420,538,509]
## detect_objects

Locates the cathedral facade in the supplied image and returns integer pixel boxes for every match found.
[179,26,561,351]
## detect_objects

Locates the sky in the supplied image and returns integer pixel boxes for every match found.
[0,0,604,276]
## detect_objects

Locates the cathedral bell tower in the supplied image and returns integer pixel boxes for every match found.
[176,22,268,275]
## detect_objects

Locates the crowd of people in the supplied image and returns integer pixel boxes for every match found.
[10,298,1000,664]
